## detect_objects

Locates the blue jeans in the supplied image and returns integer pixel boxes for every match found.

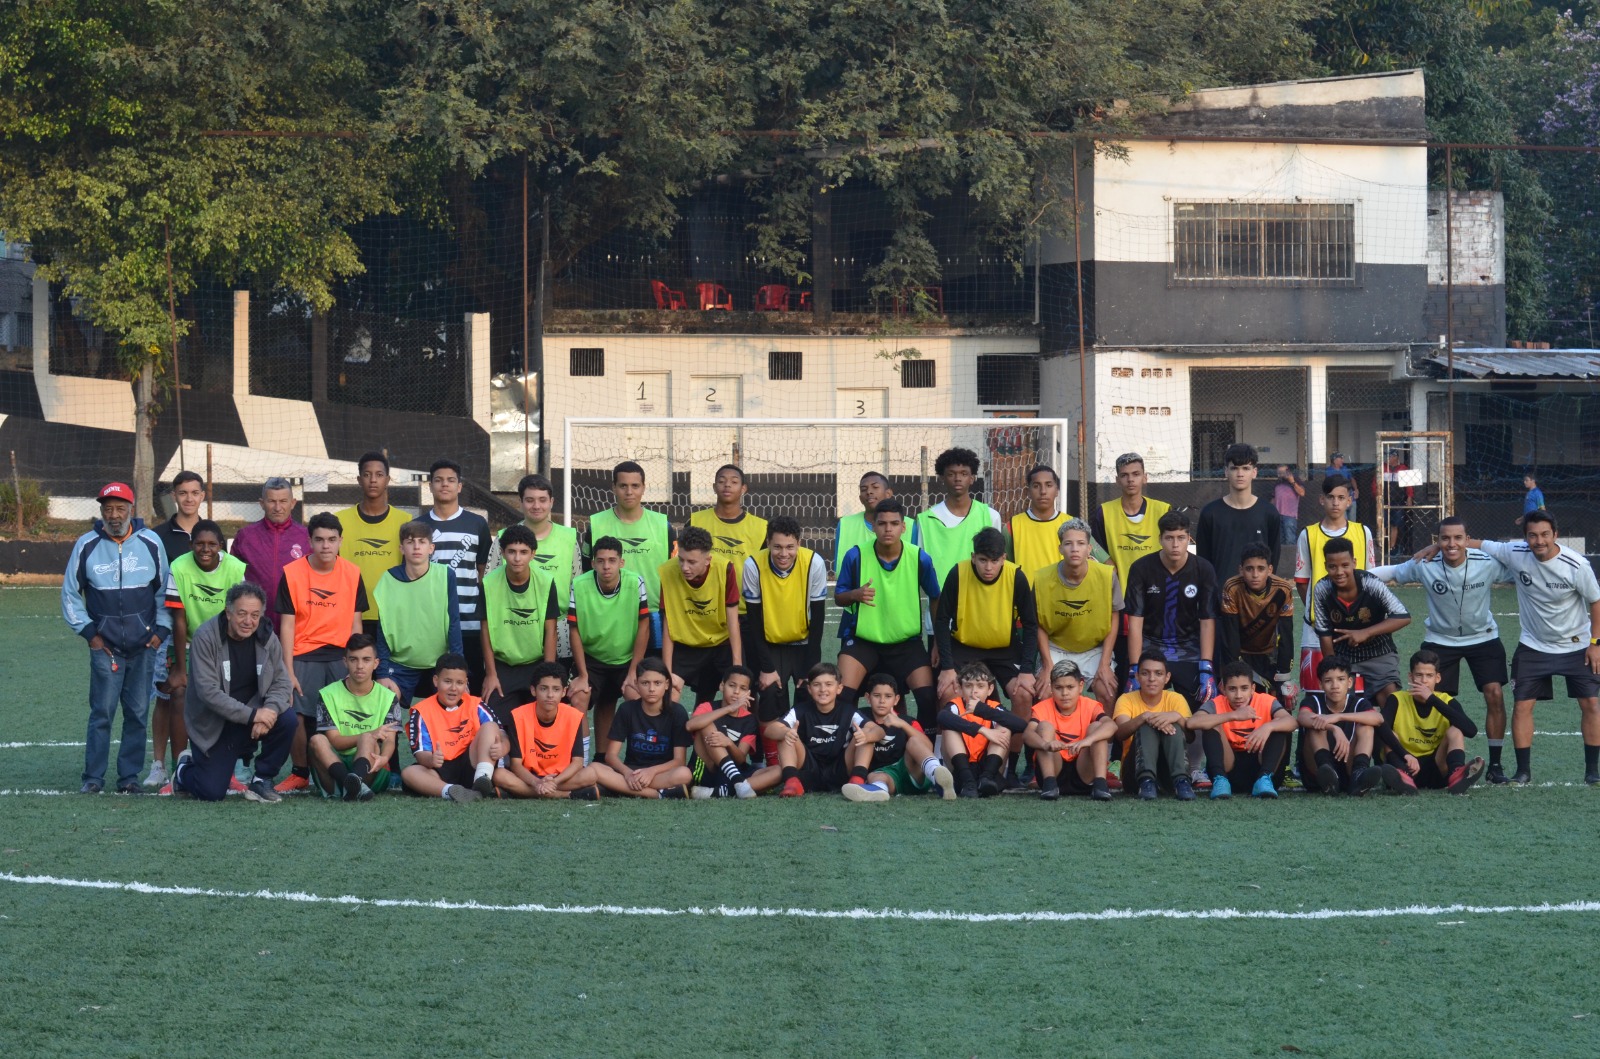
[85,645,156,788]
[1279,519,1298,549]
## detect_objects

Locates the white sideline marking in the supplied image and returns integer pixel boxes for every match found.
[1,871,1597,924]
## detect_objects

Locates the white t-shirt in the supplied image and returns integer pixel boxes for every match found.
[1478,540,1600,654]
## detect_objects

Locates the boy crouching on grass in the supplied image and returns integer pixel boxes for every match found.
[1186,661,1297,800]
[1112,653,1197,801]
[309,634,403,802]
[1024,660,1116,801]
[1376,649,1486,795]
[1297,656,1389,796]
[496,661,616,800]
[401,653,505,804]
[938,662,1030,798]
[841,673,955,802]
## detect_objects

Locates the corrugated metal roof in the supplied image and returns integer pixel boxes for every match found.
[1427,349,1600,379]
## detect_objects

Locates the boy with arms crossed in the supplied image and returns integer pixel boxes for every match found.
[1186,661,1297,799]
[938,662,1030,798]
[1025,660,1116,801]
[309,634,403,802]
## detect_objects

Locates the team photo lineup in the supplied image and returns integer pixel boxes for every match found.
[64,438,1600,809]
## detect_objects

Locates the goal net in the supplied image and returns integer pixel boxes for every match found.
[563,417,1070,570]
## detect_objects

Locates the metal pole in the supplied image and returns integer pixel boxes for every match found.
[522,157,531,477]
[537,194,550,475]
[10,450,21,536]
[164,221,185,469]
[1071,142,1091,519]
[1445,147,1456,456]
[205,443,214,519]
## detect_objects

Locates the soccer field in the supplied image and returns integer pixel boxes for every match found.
[3,584,1599,1058]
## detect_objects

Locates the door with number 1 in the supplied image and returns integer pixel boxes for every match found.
[624,372,671,502]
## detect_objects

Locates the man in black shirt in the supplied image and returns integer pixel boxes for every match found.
[1124,510,1220,709]
[146,469,208,787]
[419,459,492,691]
[1195,443,1282,577]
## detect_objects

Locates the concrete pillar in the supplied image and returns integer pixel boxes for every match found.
[467,311,491,429]
[1307,363,1328,465]
[310,312,329,402]
[232,291,250,400]
[31,275,49,375]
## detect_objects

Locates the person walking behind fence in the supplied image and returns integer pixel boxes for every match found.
[1273,465,1304,554]
[1515,474,1546,528]
[61,483,172,794]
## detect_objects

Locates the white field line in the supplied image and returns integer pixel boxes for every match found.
[0,870,1597,925]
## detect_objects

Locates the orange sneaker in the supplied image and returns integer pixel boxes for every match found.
[781,777,806,797]
[273,773,310,794]
[229,775,249,793]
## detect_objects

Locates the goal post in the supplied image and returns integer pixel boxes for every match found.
[562,416,1070,569]
[1376,430,1454,557]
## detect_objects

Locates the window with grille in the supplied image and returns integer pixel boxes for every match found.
[900,359,936,388]
[977,355,1040,406]
[569,347,605,376]
[768,350,802,380]
[1173,202,1356,284]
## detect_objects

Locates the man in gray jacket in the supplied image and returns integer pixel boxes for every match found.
[171,582,296,803]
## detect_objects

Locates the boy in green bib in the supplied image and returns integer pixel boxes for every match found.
[833,471,920,576]
[517,473,580,668]
[569,535,651,760]
[309,634,404,801]
[163,519,248,784]
[583,460,675,650]
[480,524,559,726]
[915,447,1003,590]
[374,520,462,705]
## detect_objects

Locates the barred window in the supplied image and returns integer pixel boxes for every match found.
[569,347,605,376]
[1173,202,1355,283]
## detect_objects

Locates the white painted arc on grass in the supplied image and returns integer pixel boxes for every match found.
[1,871,1598,925]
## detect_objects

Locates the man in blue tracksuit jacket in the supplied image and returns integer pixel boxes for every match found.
[61,482,172,793]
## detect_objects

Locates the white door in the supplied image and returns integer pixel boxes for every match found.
[835,388,889,522]
[687,375,742,501]
[624,371,672,503]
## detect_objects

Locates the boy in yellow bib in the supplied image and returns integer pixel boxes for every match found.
[660,525,742,706]
[1378,649,1485,793]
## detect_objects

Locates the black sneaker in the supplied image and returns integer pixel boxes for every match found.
[1090,778,1113,801]
[243,776,283,804]
[1001,773,1028,794]
[568,785,599,800]
[1487,763,1510,785]
[472,772,496,799]
[1138,777,1158,801]
[445,784,482,804]
[1510,769,1532,785]
[1585,772,1600,787]
[977,774,1001,798]
[659,784,688,800]
[1316,763,1342,795]
[115,782,144,795]
[1173,776,1196,801]
[1353,766,1386,796]
[958,780,980,799]
[1039,778,1060,801]
[340,772,365,802]
[79,781,103,795]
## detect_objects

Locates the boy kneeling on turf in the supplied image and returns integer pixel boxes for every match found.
[402,652,505,804]
[309,633,404,802]
[1297,656,1389,795]
[688,666,775,799]
[603,657,694,798]
[1112,653,1197,801]
[1024,660,1116,801]
[496,661,616,800]
[1376,649,1486,794]
[1186,661,1297,799]
[841,673,955,802]
[939,662,1030,798]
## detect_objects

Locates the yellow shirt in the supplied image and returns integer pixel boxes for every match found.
[1113,689,1192,722]
[1009,510,1069,584]
[688,508,768,614]
[336,505,412,620]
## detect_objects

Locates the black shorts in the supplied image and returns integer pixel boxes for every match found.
[670,640,733,705]
[410,751,477,791]
[1413,755,1448,790]
[1164,659,1202,710]
[1511,645,1600,702]
[797,756,849,793]
[484,660,542,727]
[586,663,631,712]
[949,647,1021,695]
[1057,764,1096,795]
[1422,639,1508,695]
[840,637,932,687]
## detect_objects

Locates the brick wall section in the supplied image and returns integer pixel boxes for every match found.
[1424,189,1505,346]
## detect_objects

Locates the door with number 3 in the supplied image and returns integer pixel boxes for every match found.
[836,388,888,521]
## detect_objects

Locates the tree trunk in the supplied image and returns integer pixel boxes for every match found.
[133,359,156,522]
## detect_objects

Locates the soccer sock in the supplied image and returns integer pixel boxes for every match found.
[922,756,941,782]
[849,765,869,783]
[781,765,799,783]
[1314,748,1336,769]
[949,755,974,789]
[1487,738,1504,768]
[582,736,592,762]
[328,761,350,786]
[910,686,937,729]
[352,757,370,781]
[718,758,745,786]
[1006,751,1021,777]
[291,765,309,779]
[1446,749,1466,771]
[474,761,494,782]
[981,753,1003,782]
[439,784,455,800]
[1515,746,1532,774]
[1586,744,1600,773]
[1200,729,1225,778]
[1353,753,1371,772]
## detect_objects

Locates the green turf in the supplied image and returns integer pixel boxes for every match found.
[3,584,1599,1058]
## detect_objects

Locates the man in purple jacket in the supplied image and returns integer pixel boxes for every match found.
[231,477,309,634]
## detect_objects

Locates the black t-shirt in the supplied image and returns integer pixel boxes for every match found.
[607,700,691,769]
[784,701,853,766]
[506,572,561,620]
[1195,496,1282,577]
[226,632,259,705]
[693,700,758,751]
[855,710,920,770]
[1123,552,1220,662]
[152,517,196,565]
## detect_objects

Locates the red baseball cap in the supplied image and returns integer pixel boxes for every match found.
[98,482,135,504]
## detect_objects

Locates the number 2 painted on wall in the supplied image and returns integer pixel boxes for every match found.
[706,387,717,402]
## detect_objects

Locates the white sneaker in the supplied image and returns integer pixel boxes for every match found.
[690,785,717,800]
[733,780,757,799]
[143,762,167,788]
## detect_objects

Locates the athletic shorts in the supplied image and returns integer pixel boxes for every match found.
[425,752,478,790]
[1048,644,1105,684]
[1349,653,1402,695]
[1421,638,1508,695]
[1412,755,1448,790]
[840,637,931,688]
[1056,765,1096,796]
[797,756,849,794]
[310,747,395,798]
[484,660,542,728]
[950,647,1021,695]
[670,640,733,705]
[1163,659,1202,710]
[292,654,349,717]
[1510,645,1600,702]
[585,663,632,713]
[1304,647,1379,693]
[876,754,932,794]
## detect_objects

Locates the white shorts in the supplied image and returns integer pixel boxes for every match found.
[1048,645,1105,682]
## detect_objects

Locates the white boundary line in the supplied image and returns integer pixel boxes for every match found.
[1,871,1597,924]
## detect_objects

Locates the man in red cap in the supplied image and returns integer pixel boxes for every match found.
[61,482,172,794]
[231,476,310,635]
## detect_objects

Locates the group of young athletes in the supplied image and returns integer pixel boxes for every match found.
[151,438,1600,805]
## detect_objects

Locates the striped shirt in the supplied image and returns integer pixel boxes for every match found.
[1123,551,1220,663]
[1311,572,1409,663]
[1369,551,1509,648]
[419,507,491,633]
[1478,540,1600,654]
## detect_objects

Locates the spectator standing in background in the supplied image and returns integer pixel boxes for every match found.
[232,477,309,634]
[1273,465,1304,554]
[1516,473,1546,527]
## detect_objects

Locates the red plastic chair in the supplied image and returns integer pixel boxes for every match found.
[697,282,733,311]
[755,284,790,311]
[651,280,686,311]
[795,291,812,311]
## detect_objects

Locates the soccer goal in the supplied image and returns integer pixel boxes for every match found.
[1376,430,1454,555]
[562,416,1070,565]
